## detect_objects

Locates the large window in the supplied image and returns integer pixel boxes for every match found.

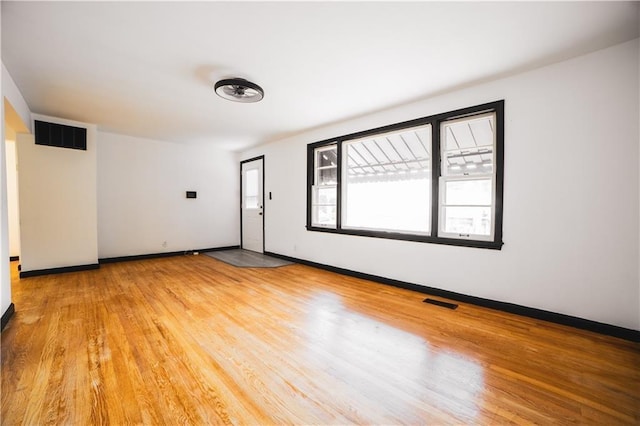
[342,125,432,235]
[307,101,504,249]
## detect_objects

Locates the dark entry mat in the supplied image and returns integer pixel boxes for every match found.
[204,249,294,268]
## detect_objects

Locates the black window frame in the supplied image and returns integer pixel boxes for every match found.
[306,100,504,250]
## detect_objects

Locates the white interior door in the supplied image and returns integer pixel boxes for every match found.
[241,158,264,253]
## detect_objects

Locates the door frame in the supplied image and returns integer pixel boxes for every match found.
[240,155,265,253]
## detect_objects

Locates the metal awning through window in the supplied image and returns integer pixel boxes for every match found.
[345,125,432,181]
[442,113,495,175]
[344,113,495,181]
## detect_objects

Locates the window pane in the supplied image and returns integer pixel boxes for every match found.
[312,144,338,228]
[312,185,337,227]
[316,186,336,205]
[245,169,259,209]
[318,167,337,185]
[444,146,493,176]
[442,113,494,176]
[313,205,336,227]
[342,124,432,234]
[440,112,496,240]
[444,180,492,206]
[343,177,430,233]
[443,206,491,236]
[316,147,337,168]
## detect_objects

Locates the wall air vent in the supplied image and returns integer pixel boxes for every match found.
[34,120,87,151]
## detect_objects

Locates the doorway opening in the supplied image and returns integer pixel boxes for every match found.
[4,99,29,262]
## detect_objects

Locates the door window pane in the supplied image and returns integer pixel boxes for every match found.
[245,169,259,209]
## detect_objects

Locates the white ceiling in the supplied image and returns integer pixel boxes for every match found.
[2,1,638,151]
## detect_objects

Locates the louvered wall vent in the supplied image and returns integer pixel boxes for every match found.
[35,120,87,151]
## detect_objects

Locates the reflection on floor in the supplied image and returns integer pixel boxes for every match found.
[204,249,294,268]
[3,257,639,424]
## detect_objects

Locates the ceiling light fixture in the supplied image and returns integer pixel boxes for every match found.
[214,78,264,103]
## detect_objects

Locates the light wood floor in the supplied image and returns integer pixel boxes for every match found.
[2,256,639,425]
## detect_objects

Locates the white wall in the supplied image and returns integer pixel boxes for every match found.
[242,39,640,330]
[97,132,239,258]
[17,115,98,272]
[5,140,20,257]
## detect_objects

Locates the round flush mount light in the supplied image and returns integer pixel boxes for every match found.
[214,78,264,103]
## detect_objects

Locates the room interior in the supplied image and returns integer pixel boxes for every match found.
[1,1,639,424]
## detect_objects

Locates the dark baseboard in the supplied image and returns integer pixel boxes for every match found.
[202,245,241,253]
[20,263,100,278]
[99,245,240,264]
[1,303,15,332]
[9,256,19,262]
[265,251,640,343]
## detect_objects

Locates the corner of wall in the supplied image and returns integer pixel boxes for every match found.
[2,62,32,134]
[17,114,98,273]
[0,91,10,316]
[637,36,640,330]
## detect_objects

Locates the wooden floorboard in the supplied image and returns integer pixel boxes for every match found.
[2,256,639,425]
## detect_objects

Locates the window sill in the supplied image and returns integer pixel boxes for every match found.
[306,225,503,250]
